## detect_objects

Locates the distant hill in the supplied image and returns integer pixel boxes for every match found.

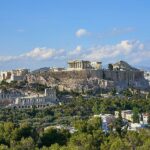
[136,66,150,71]
[32,67,50,74]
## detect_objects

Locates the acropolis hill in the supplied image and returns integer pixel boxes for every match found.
[25,60,149,93]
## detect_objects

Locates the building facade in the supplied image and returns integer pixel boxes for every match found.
[0,89,24,103]
[68,60,102,71]
[50,67,65,72]
[144,71,150,85]
[142,113,149,124]
[94,114,115,132]
[0,69,29,82]
[11,88,57,109]
[115,110,133,122]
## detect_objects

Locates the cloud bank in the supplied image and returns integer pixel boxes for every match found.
[0,40,149,68]
[0,48,64,62]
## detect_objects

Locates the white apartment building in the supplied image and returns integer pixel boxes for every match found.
[128,123,145,131]
[94,114,115,132]
[142,113,149,124]
[115,110,133,122]
[144,71,150,85]
[115,110,150,125]
[0,69,29,83]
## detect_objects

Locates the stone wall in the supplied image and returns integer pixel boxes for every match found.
[46,69,144,81]
[26,69,148,92]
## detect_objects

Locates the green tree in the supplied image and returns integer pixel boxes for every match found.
[40,128,69,147]
[113,110,123,137]
[3,122,15,145]
[92,101,101,114]
[125,131,142,150]
[12,123,36,141]
[92,130,104,149]
[68,133,95,150]
[137,138,150,150]
[11,137,35,150]
[111,88,116,96]
[123,89,133,97]
[132,107,140,123]
[110,137,129,150]
[147,114,150,125]
[87,117,102,132]
[108,64,113,70]
[74,120,87,133]
[0,144,9,150]
[49,143,62,150]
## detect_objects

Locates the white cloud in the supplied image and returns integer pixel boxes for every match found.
[0,40,150,68]
[76,28,89,37]
[65,40,142,62]
[0,47,65,62]
[0,56,19,62]
[67,40,150,66]
[24,48,55,59]
[81,40,146,61]
[75,45,82,52]
[68,45,82,56]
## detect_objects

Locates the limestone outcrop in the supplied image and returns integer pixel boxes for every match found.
[25,69,149,93]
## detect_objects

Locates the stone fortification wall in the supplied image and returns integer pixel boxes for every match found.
[102,70,144,82]
[48,70,89,79]
[46,69,144,82]
[26,69,147,92]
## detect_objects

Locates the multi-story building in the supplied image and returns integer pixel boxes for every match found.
[94,114,115,132]
[128,123,145,131]
[67,60,102,71]
[11,88,57,109]
[142,113,149,124]
[115,110,133,122]
[115,110,149,125]
[50,67,65,72]
[144,71,150,85]
[0,69,29,83]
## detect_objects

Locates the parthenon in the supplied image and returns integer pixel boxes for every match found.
[68,60,102,70]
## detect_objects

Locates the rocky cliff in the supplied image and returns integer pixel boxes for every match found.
[25,69,149,93]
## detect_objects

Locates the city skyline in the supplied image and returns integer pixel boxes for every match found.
[0,0,150,70]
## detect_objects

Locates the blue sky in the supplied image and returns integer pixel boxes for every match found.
[0,0,150,70]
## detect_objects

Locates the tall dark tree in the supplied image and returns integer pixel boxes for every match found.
[111,88,116,96]
[40,128,70,147]
[108,64,113,70]
[148,114,150,125]
[114,110,123,137]
[132,107,140,123]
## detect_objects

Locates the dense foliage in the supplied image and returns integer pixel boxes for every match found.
[0,95,150,149]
